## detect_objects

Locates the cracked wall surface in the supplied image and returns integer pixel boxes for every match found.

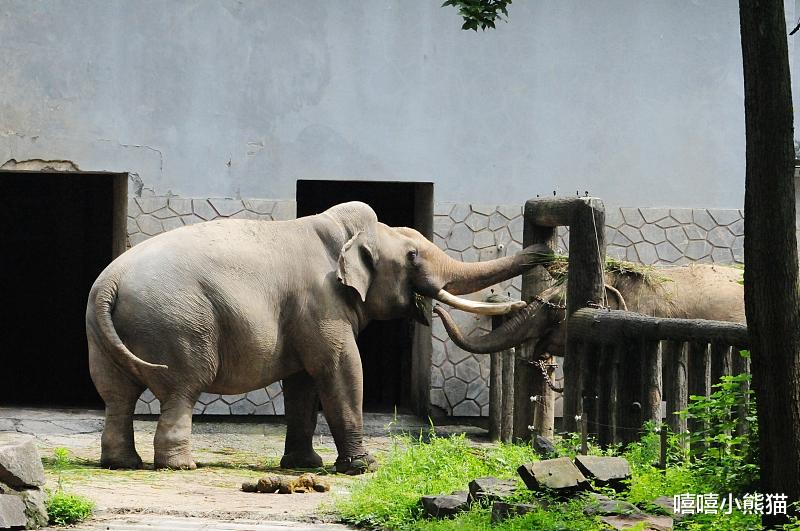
[128,197,742,417]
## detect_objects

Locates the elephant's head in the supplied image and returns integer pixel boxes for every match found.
[433,281,627,356]
[328,202,553,325]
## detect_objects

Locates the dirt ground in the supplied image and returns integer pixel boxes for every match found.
[1,407,486,529]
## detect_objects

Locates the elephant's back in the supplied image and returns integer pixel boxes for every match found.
[656,264,745,323]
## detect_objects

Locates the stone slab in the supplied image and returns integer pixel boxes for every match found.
[533,435,556,458]
[583,493,641,516]
[574,455,631,489]
[0,434,45,488]
[0,493,26,528]
[420,491,470,518]
[467,477,517,503]
[490,501,542,523]
[600,513,673,530]
[517,457,589,493]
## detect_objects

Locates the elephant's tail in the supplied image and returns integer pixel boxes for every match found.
[87,274,168,381]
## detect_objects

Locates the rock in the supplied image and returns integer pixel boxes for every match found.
[490,501,541,523]
[650,495,684,520]
[517,457,589,495]
[20,488,48,529]
[0,493,26,528]
[420,491,470,518]
[468,477,517,503]
[574,455,631,490]
[533,435,557,458]
[583,493,642,516]
[600,513,673,530]
[0,434,45,488]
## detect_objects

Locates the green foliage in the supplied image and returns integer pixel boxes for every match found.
[441,0,512,31]
[51,447,72,472]
[45,447,95,526]
[46,490,94,526]
[678,361,759,495]
[337,431,538,529]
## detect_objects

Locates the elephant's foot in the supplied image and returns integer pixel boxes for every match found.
[154,451,197,470]
[280,450,324,469]
[100,451,143,470]
[335,453,378,475]
[100,427,143,470]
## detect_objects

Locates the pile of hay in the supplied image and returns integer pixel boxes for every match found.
[544,254,668,286]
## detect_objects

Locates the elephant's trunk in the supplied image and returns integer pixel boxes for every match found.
[434,302,550,353]
[434,242,554,295]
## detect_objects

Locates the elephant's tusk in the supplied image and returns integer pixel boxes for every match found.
[434,289,527,315]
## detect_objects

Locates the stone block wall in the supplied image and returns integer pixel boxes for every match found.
[127,196,743,417]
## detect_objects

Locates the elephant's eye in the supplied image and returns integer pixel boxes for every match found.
[407,249,418,262]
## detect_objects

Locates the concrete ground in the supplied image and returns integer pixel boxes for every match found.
[0,407,487,530]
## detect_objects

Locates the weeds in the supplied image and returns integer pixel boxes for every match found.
[45,447,95,526]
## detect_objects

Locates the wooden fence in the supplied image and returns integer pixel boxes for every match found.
[486,197,750,450]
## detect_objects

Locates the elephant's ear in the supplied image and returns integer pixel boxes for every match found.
[337,231,378,302]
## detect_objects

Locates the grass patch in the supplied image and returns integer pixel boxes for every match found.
[46,490,95,526]
[336,425,765,530]
[336,431,608,530]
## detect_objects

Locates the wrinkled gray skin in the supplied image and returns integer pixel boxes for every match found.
[436,264,746,356]
[87,202,546,474]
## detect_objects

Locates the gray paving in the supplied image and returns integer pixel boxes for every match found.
[56,515,352,530]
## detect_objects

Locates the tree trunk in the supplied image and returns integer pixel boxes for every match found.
[739,1,800,526]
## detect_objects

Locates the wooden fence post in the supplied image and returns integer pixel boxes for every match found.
[664,340,688,446]
[488,316,503,441]
[515,205,558,441]
[711,342,732,385]
[687,341,711,456]
[501,347,515,443]
[732,348,751,437]
[642,339,662,426]
[562,199,606,433]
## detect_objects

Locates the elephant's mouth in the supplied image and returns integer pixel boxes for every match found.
[412,293,432,326]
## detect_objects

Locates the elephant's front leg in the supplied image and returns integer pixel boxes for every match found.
[280,370,323,469]
[312,338,376,475]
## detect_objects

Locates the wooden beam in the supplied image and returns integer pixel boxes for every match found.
[569,308,749,346]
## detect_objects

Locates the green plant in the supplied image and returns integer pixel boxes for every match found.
[336,430,539,529]
[678,356,759,495]
[45,447,95,526]
[46,490,94,526]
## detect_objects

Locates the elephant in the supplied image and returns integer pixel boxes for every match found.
[86,201,549,474]
[434,263,745,356]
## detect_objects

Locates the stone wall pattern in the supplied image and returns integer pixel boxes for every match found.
[127,197,743,417]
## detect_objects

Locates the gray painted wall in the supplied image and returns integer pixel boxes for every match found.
[2,1,789,208]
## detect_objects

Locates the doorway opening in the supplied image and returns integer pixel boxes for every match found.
[0,171,127,408]
[296,180,433,414]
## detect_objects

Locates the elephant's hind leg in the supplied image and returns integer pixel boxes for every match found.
[154,394,198,470]
[90,347,146,469]
[280,371,323,469]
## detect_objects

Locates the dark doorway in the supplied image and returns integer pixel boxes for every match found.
[0,171,127,407]
[296,180,433,413]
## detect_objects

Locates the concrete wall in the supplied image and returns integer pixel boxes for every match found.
[0,1,782,208]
